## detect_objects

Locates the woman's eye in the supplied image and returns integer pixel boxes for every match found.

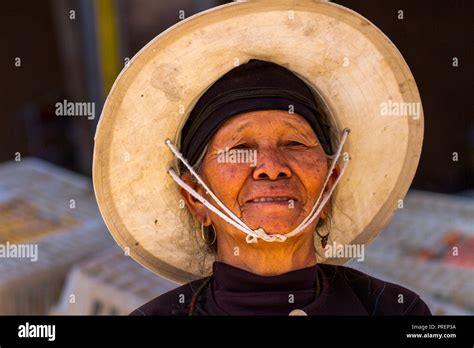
[284,141,306,147]
[231,143,250,150]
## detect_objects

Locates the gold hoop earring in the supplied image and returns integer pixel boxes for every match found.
[201,223,216,245]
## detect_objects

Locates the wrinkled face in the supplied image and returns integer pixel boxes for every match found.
[200,110,329,236]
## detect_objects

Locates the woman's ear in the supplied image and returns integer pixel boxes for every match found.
[179,172,212,226]
[320,163,340,220]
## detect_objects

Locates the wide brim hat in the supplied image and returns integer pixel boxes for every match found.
[93,0,424,284]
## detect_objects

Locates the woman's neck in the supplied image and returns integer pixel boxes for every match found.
[215,231,317,276]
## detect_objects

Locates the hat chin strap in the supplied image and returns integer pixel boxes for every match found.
[165,128,350,244]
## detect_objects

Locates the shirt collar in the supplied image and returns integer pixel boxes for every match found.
[197,263,370,315]
[212,261,319,292]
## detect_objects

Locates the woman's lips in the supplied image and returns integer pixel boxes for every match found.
[249,197,292,203]
[245,196,296,206]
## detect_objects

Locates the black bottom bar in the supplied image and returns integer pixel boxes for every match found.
[0,316,473,346]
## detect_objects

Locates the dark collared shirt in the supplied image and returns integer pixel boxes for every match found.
[130,261,431,316]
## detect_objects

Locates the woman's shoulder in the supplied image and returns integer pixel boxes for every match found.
[318,264,431,315]
[129,277,210,316]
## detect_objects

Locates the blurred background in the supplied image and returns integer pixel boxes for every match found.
[0,0,472,315]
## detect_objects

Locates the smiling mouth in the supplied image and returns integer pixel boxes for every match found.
[248,197,294,203]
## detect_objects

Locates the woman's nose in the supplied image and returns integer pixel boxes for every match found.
[252,147,291,180]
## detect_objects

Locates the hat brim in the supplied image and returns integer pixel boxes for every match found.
[93,0,424,284]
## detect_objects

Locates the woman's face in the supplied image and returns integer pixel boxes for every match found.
[195,110,331,237]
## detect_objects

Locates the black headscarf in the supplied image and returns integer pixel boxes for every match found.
[180,59,333,166]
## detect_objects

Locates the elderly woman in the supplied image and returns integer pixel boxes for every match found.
[93,2,430,316]
[123,59,429,316]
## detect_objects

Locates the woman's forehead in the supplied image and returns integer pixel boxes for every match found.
[215,110,316,136]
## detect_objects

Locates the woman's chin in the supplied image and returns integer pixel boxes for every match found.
[240,208,307,235]
[243,218,301,235]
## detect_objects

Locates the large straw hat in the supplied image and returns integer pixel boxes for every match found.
[93,0,424,284]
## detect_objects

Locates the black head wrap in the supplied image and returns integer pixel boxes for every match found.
[180,59,333,166]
